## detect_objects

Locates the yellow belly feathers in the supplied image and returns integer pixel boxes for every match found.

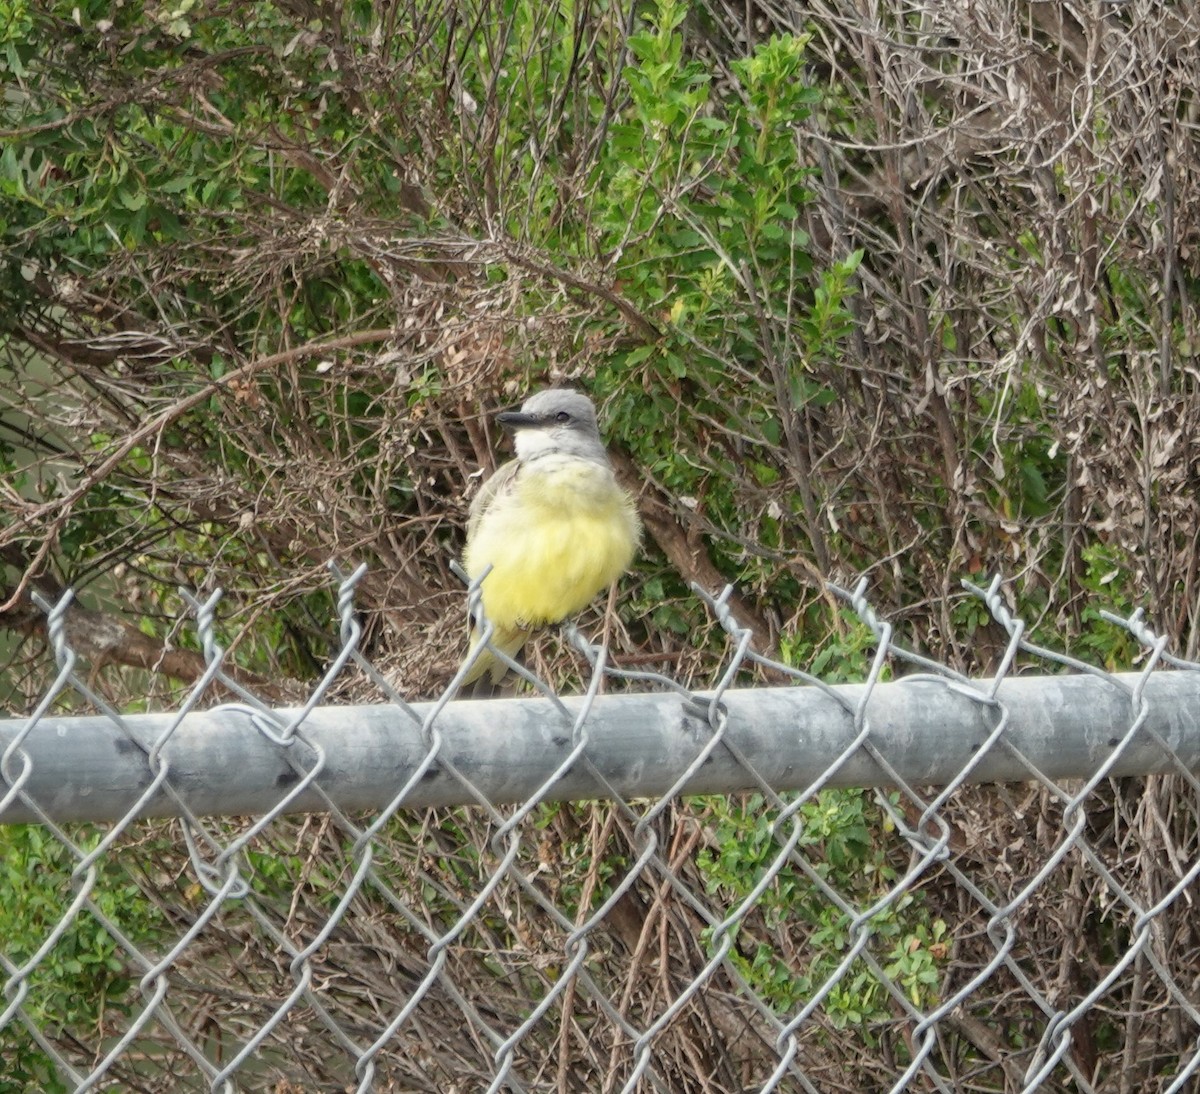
[464,456,639,632]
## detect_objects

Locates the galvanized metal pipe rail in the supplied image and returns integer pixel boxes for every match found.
[3,671,1196,824]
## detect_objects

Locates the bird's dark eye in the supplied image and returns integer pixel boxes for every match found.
[554,410,571,423]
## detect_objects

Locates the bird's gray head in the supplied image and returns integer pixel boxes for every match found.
[496,389,609,464]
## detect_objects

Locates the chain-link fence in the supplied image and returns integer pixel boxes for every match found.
[3,569,1200,1093]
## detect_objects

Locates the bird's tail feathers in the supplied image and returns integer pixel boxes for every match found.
[460,623,529,694]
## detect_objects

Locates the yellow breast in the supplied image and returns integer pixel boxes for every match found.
[464,456,640,631]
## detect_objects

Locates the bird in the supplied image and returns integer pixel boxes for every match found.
[460,388,642,692]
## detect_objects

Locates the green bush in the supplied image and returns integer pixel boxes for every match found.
[0,825,165,1094]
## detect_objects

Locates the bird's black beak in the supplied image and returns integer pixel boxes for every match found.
[496,408,538,430]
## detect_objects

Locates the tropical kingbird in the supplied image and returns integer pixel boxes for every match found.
[460,388,641,690]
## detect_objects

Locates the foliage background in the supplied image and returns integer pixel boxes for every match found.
[2,0,1199,1090]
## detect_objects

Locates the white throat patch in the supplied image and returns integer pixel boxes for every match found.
[514,429,563,461]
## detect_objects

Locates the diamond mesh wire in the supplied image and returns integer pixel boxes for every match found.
[3,567,1200,1093]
